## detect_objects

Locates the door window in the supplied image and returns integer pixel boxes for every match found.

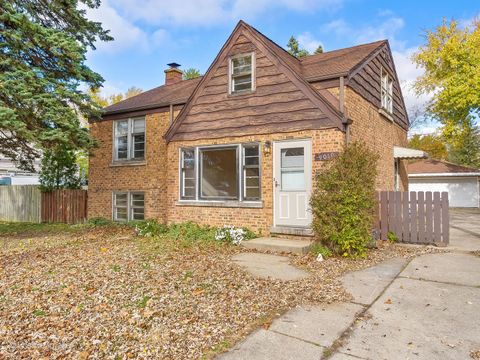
[280,147,305,191]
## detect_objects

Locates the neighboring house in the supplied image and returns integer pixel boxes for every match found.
[408,159,480,208]
[88,21,413,235]
[0,156,40,185]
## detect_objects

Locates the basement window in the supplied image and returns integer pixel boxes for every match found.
[113,117,145,161]
[381,69,393,114]
[179,143,261,202]
[229,53,255,94]
[113,191,145,221]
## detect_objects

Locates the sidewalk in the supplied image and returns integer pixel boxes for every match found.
[219,251,480,359]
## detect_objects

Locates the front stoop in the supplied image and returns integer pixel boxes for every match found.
[242,237,312,254]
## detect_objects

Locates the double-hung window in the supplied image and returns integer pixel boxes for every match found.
[179,143,261,202]
[381,69,393,114]
[113,191,145,221]
[114,117,145,161]
[230,53,255,94]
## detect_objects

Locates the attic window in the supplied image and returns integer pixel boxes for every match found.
[381,68,393,114]
[229,53,255,94]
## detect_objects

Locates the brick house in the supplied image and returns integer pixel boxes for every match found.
[88,21,412,236]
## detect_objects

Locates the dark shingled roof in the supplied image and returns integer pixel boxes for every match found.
[100,29,386,117]
[103,77,202,115]
[300,40,386,81]
[408,159,480,174]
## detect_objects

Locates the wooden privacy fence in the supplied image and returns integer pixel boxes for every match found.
[0,185,41,222]
[41,189,88,224]
[377,191,449,246]
[0,186,87,224]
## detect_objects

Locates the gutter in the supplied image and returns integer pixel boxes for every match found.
[408,173,480,178]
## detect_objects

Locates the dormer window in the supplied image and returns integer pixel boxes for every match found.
[381,68,393,114]
[229,53,255,94]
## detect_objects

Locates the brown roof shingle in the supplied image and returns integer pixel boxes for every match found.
[408,159,480,174]
[100,26,386,118]
[300,40,386,81]
[102,77,202,115]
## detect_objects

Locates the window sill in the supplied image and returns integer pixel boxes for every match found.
[110,160,146,167]
[175,200,263,208]
[378,108,394,122]
[228,89,255,97]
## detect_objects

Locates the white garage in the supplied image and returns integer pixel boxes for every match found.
[408,159,480,208]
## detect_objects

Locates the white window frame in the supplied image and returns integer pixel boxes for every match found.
[112,191,145,221]
[381,68,393,114]
[113,117,146,161]
[228,52,256,94]
[178,143,261,202]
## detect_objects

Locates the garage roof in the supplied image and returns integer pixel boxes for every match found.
[408,159,480,177]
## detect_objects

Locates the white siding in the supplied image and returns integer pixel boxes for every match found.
[409,177,480,208]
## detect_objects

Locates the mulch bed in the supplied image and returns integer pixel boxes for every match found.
[0,227,442,359]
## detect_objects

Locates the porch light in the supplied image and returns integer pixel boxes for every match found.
[263,141,271,155]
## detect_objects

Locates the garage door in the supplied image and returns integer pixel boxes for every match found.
[409,177,479,208]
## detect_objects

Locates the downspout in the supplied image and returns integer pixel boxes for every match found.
[169,103,174,124]
[339,76,352,144]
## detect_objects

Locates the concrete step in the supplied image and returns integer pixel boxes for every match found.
[242,237,312,254]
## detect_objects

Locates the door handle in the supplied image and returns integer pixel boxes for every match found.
[274,178,279,188]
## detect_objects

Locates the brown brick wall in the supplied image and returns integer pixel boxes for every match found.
[88,85,407,231]
[344,88,408,191]
[88,110,175,221]
[166,128,345,234]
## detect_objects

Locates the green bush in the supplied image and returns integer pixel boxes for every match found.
[87,217,114,226]
[387,231,398,243]
[134,219,168,237]
[310,142,379,258]
[310,243,333,259]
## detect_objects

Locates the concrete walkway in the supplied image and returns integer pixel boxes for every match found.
[220,252,480,359]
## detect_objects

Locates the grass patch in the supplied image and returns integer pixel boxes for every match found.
[0,222,82,236]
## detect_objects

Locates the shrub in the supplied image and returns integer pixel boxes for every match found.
[215,225,256,245]
[134,219,168,237]
[310,142,379,258]
[87,217,114,226]
[387,231,398,243]
[310,243,333,259]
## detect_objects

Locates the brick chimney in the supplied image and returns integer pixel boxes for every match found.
[165,63,183,85]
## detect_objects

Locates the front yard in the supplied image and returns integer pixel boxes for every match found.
[0,222,436,359]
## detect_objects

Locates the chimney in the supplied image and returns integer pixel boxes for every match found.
[165,62,183,85]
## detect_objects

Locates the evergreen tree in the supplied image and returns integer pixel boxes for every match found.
[287,36,309,58]
[0,1,112,172]
[39,146,82,192]
[314,45,324,54]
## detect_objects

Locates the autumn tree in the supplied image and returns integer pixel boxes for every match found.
[88,87,143,107]
[413,19,480,166]
[0,0,112,171]
[408,134,448,160]
[183,68,202,80]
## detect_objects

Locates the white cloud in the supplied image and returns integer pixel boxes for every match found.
[297,32,323,53]
[322,15,406,49]
[85,0,150,54]
[110,0,343,26]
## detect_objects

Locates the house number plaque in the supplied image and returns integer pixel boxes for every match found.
[314,152,339,161]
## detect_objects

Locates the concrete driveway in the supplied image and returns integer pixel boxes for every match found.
[449,208,480,251]
[220,210,480,360]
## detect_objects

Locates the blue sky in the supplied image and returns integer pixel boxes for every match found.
[85,0,479,134]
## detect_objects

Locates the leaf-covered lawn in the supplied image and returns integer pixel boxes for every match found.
[0,224,438,359]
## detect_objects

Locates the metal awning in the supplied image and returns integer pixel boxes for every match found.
[394,146,428,159]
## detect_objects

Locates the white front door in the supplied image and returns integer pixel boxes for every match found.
[274,139,312,227]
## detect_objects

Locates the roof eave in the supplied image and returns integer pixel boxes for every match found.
[409,173,480,177]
